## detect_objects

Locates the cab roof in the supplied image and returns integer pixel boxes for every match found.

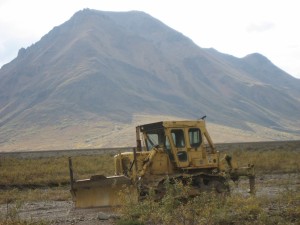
[138,120,206,132]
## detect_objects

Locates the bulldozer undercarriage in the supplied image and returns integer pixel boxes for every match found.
[139,174,230,201]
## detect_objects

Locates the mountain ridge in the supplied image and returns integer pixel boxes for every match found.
[0,9,299,151]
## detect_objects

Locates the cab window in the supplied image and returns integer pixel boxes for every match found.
[171,129,185,148]
[145,130,165,150]
[189,128,202,148]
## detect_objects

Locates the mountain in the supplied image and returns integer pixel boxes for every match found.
[0,9,299,151]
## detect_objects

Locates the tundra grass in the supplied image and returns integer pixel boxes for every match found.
[118,180,300,225]
[0,155,115,186]
[229,149,300,174]
[0,149,299,204]
[1,149,299,187]
[0,154,115,204]
[0,187,70,204]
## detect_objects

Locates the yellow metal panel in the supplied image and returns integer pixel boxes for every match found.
[163,120,205,128]
[150,152,173,174]
[72,175,138,208]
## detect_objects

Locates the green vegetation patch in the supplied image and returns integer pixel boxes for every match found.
[118,180,300,225]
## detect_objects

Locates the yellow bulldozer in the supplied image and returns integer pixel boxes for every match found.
[69,119,255,208]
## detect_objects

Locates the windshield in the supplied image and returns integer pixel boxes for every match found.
[145,129,165,150]
[171,129,185,148]
[189,128,202,147]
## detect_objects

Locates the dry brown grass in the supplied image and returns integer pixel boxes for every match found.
[0,155,114,187]
[0,188,70,204]
[230,149,300,174]
[0,147,299,205]
[118,180,300,225]
[0,146,299,224]
[0,154,115,204]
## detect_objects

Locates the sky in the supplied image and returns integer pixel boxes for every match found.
[0,0,300,78]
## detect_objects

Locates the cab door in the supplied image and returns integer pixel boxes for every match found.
[169,129,189,167]
[186,128,205,166]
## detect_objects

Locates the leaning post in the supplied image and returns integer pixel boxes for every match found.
[68,157,74,191]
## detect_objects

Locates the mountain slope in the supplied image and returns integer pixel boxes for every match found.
[204,49,300,130]
[0,9,299,151]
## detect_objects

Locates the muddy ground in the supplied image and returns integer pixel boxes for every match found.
[0,173,299,225]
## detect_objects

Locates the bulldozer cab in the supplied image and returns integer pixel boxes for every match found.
[138,120,218,169]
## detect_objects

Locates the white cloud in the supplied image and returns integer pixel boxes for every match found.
[246,22,275,33]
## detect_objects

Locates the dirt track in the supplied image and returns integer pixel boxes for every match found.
[1,200,117,225]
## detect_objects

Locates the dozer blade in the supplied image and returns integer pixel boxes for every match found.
[71,175,137,208]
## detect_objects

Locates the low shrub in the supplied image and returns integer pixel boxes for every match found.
[118,179,300,225]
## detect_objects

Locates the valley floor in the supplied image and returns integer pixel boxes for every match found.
[0,173,299,225]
